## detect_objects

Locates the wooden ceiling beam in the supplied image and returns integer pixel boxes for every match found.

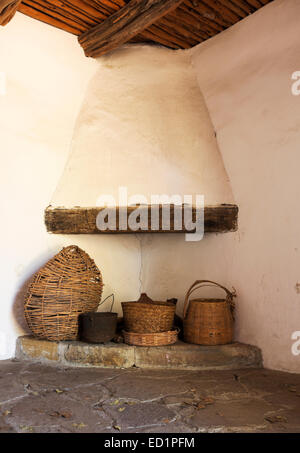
[0,0,22,25]
[45,205,238,234]
[78,0,184,58]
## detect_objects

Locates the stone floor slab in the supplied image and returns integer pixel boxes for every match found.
[0,360,299,433]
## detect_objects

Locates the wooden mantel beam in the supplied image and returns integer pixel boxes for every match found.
[45,205,238,234]
[0,0,21,26]
[78,0,184,58]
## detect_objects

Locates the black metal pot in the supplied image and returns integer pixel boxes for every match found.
[79,312,118,343]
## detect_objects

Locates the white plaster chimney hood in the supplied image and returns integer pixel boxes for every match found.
[46,45,237,235]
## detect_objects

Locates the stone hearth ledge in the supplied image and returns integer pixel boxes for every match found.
[15,336,262,370]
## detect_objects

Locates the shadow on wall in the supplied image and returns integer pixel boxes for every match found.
[12,274,33,334]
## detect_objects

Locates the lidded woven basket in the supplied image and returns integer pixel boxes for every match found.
[24,245,103,341]
[122,293,176,334]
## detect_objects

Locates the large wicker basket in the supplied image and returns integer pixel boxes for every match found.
[24,245,103,341]
[183,280,236,345]
[122,293,176,333]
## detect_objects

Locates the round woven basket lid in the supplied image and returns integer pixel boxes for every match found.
[122,292,175,306]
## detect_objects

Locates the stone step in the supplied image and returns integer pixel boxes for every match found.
[16,336,262,370]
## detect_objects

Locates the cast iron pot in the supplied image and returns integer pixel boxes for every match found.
[79,312,118,343]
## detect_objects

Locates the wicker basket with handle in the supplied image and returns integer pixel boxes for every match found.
[122,293,176,334]
[183,280,236,345]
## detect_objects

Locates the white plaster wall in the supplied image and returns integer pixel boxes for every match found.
[52,45,233,206]
[0,13,141,359]
[191,0,300,372]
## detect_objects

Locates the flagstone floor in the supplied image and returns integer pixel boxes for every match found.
[0,360,299,433]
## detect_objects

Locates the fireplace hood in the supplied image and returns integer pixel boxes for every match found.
[46,45,237,234]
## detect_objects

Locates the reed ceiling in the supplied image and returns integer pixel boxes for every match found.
[1,1,274,56]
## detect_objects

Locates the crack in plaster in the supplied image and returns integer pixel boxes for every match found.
[135,233,143,294]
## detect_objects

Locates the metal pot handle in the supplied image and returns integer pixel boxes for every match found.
[98,293,115,312]
[183,280,236,319]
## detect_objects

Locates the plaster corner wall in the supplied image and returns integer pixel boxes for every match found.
[190,0,300,372]
[1,2,299,374]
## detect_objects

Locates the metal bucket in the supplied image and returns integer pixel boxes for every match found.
[79,294,117,343]
[79,312,117,343]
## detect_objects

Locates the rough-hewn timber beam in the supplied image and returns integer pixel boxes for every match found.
[78,0,184,58]
[45,205,238,234]
[0,0,21,25]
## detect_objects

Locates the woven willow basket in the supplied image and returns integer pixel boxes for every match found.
[122,293,176,334]
[24,245,103,341]
[123,329,179,347]
[183,280,236,346]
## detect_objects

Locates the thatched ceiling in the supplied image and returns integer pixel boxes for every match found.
[1,1,273,57]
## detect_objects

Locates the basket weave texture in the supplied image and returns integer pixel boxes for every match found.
[183,280,236,346]
[123,329,179,347]
[122,293,176,333]
[24,245,103,341]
